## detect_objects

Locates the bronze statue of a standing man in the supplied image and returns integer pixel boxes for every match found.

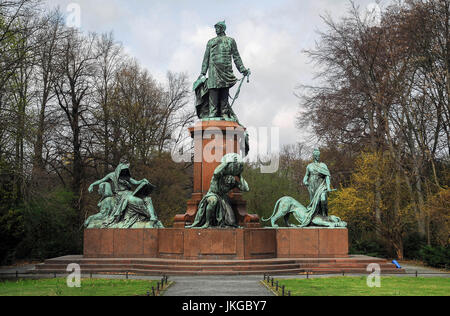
[199,21,250,119]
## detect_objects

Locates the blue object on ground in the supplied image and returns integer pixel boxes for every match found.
[392,260,402,269]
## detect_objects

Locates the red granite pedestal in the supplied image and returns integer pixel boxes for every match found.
[173,120,260,228]
[82,228,349,259]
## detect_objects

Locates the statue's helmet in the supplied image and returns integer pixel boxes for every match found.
[214,20,226,32]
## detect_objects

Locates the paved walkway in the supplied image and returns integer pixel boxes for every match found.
[399,263,448,275]
[162,275,273,296]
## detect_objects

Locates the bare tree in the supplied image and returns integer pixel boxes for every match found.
[89,32,124,175]
[53,29,98,215]
[31,9,65,178]
[297,0,449,242]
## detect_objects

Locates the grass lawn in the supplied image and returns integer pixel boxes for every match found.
[0,278,162,296]
[274,277,450,296]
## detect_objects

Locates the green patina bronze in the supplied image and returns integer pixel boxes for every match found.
[263,149,347,228]
[304,148,332,217]
[85,163,164,229]
[186,153,249,229]
[195,21,250,121]
[194,21,251,157]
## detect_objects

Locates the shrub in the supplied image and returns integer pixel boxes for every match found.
[349,237,390,258]
[419,245,450,269]
[403,232,427,260]
[12,189,82,262]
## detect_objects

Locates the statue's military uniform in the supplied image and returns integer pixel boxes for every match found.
[201,35,246,89]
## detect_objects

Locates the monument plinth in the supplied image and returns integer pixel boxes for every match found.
[173,120,260,228]
[82,228,348,259]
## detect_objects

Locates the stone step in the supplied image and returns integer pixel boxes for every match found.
[43,256,387,266]
[305,267,404,274]
[34,264,403,276]
[35,263,304,272]
[43,260,301,267]
[32,267,404,276]
[32,267,308,276]
[310,263,396,268]
[33,254,403,276]
[41,259,302,268]
[40,260,391,269]
[36,263,398,274]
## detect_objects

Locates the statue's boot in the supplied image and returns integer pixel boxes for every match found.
[209,110,219,118]
[209,98,219,118]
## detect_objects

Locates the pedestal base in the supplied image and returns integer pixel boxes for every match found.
[82,228,348,259]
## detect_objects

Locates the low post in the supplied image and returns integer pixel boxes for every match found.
[271,277,274,287]
[275,281,279,292]
[152,286,155,296]
[282,285,285,296]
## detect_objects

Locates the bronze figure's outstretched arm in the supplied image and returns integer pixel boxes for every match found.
[88,173,113,193]
[130,177,150,186]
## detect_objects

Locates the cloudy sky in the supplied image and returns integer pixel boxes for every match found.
[44,0,385,157]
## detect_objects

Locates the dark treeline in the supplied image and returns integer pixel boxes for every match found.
[0,0,194,263]
[296,0,449,262]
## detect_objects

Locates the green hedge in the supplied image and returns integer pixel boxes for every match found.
[419,245,450,269]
